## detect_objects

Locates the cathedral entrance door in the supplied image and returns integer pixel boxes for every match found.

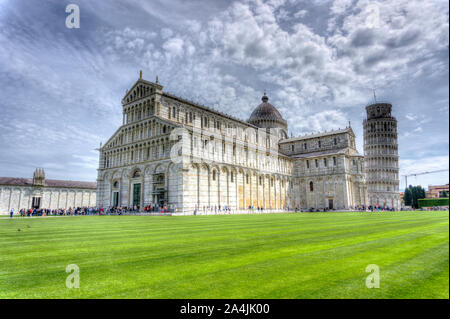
[156,193,165,206]
[133,184,141,207]
[328,198,334,210]
[32,197,41,209]
[113,192,119,207]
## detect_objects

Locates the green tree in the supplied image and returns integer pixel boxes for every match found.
[405,185,427,208]
[440,190,448,198]
[403,187,412,206]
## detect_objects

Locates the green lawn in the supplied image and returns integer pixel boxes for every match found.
[0,211,448,299]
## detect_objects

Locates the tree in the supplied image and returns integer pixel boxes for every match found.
[440,190,449,198]
[414,186,426,208]
[403,187,412,206]
[404,185,427,208]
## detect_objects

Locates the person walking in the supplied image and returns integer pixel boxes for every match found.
[10,208,14,218]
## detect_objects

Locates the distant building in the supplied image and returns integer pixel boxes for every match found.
[0,168,96,214]
[426,184,449,198]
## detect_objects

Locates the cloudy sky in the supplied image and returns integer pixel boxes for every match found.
[0,0,448,189]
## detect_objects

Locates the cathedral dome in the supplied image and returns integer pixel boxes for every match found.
[248,94,285,123]
[248,93,288,137]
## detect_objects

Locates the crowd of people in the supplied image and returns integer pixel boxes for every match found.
[10,207,102,217]
[367,205,397,212]
[7,205,175,217]
[8,204,444,218]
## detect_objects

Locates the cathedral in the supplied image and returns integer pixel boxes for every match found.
[96,72,400,213]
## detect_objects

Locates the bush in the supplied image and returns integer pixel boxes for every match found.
[418,198,449,208]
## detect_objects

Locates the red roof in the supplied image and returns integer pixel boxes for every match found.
[0,177,96,189]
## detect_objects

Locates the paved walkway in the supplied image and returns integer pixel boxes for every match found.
[0,215,79,220]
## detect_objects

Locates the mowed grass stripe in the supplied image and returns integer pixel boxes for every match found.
[0,214,444,254]
[109,222,450,298]
[0,212,443,252]
[0,216,445,273]
[0,215,446,269]
[87,224,447,298]
[0,214,446,270]
[0,211,448,298]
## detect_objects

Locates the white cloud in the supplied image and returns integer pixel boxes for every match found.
[399,155,449,188]
[291,110,349,133]
[0,0,447,186]
[405,113,418,121]
[161,27,174,39]
[162,37,185,58]
[330,0,354,15]
[294,9,307,19]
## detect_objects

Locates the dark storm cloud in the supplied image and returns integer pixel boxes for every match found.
[351,28,376,47]
[364,50,387,67]
[385,28,421,49]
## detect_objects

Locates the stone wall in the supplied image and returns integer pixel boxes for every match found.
[0,186,96,214]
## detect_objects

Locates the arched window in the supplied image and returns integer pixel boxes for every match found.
[310,181,314,192]
[113,181,119,188]
[132,170,140,178]
[230,172,234,183]
[212,170,216,181]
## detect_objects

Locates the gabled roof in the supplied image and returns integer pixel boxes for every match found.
[0,177,97,189]
[288,147,363,159]
[279,127,354,143]
[101,115,181,151]
[162,92,259,129]
[289,148,348,159]
[122,78,163,102]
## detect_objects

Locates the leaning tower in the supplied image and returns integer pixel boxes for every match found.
[363,102,400,209]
